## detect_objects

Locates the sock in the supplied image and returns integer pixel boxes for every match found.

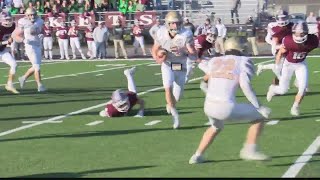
[137,109,144,116]
[37,83,43,88]
[44,51,48,59]
[244,143,257,152]
[195,151,202,156]
[22,76,27,81]
[49,51,53,59]
[171,107,179,119]
[292,102,299,108]
[7,80,13,86]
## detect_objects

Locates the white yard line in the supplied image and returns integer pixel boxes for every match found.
[0,62,153,87]
[95,74,104,76]
[0,61,68,70]
[22,121,63,124]
[266,120,279,125]
[154,73,162,76]
[282,136,320,178]
[86,121,104,126]
[96,64,127,67]
[314,71,320,74]
[144,120,162,126]
[0,60,272,137]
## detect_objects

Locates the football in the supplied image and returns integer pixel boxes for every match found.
[157,48,167,59]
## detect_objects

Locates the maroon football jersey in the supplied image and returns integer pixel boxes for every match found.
[69,26,79,38]
[43,25,53,37]
[0,23,16,51]
[132,25,143,37]
[194,34,213,57]
[105,91,138,117]
[271,22,294,44]
[85,28,94,41]
[283,34,319,63]
[58,26,68,39]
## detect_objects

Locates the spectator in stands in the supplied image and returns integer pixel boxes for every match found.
[119,0,128,15]
[153,0,161,10]
[195,18,212,36]
[100,0,113,11]
[69,0,79,13]
[27,1,34,9]
[78,1,85,13]
[136,0,146,12]
[60,0,69,14]
[112,19,128,59]
[93,21,109,59]
[127,0,136,22]
[12,0,24,12]
[43,1,52,13]
[35,1,44,14]
[183,17,195,35]
[246,15,259,56]
[215,17,227,55]
[149,18,161,40]
[231,0,241,24]
[168,0,174,10]
[306,12,317,23]
[84,0,93,12]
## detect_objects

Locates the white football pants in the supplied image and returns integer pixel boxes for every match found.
[43,37,53,59]
[58,39,69,59]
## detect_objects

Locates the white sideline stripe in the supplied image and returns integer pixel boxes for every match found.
[0,61,68,70]
[145,120,161,126]
[0,60,269,137]
[0,62,152,87]
[86,121,104,126]
[282,136,320,178]
[22,120,63,124]
[95,74,104,76]
[266,120,279,125]
[154,73,162,75]
[96,64,126,67]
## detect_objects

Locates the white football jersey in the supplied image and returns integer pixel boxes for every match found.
[18,17,44,46]
[155,26,193,64]
[204,55,254,103]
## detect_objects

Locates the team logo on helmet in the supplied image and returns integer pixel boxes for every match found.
[292,21,309,43]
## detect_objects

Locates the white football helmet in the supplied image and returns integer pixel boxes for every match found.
[276,10,289,27]
[224,37,244,52]
[0,12,13,27]
[206,27,217,43]
[292,21,308,43]
[111,89,130,112]
[25,8,37,23]
[165,11,182,36]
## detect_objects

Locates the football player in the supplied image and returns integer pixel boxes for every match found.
[99,67,145,118]
[85,23,96,59]
[68,20,86,59]
[56,21,70,60]
[266,21,319,116]
[132,20,147,56]
[186,28,218,84]
[0,12,19,94]
[17,8,46,92]
[151,11,198,129]
[256,10,293,84]
[189,37,271,164]
[43,21,53,60]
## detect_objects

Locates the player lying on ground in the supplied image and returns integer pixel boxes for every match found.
[99,67,145,118]
[189,37,271,164]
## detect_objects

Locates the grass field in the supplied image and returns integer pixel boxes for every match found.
[0,57,319,177]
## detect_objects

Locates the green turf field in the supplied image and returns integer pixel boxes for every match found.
[0,58,319,177]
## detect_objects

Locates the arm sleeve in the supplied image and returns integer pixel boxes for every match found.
[239,58,260,109]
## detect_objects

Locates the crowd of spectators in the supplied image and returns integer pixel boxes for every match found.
[0,0,167,16]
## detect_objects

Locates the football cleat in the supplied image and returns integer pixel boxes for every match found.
[189,154,206,164]
[99,110,107,117]
[266,85,275,102]
[173,116,180,129]
[123,66,136,76]
[18,76,25,89]
[37,85,47,92]
[290,106,300,116]
[240,148,270,161]
[5,85,19,94]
